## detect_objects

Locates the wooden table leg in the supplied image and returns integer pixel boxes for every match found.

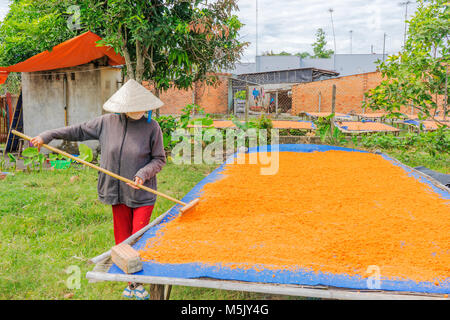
[149,284,165,300]
[164,285,172,300]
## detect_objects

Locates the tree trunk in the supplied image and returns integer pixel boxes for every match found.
[135,40,145,83]
[119,26,135,80]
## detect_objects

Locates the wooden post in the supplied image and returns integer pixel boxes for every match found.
[275,91,279,115]
[245,84,249,124]
[155,86,160,118]
[149,284,165,300]
[331,84,336,133]
[318,91,322,112]
[164,284,172,300]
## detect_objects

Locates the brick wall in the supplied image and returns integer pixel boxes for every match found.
[143,73,230,115]
[292,72,384,115]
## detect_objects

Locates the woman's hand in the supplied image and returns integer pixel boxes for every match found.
[127,176,144,190]
[30,136,44,151]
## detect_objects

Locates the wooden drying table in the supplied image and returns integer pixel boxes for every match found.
[86,154,449,300]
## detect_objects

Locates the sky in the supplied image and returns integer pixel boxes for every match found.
[233,0,419,61]
[0,0,419,62]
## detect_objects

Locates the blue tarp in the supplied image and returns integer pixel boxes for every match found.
[108,144,449,294]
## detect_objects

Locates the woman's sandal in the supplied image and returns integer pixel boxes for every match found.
[133,284,150,300]
[122,284,135,299]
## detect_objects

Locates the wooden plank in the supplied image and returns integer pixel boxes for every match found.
[85,271,447,300]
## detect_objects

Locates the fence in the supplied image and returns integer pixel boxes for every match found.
[0,95,10,143]
[230,74,294,117]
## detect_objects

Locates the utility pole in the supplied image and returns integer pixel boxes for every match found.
[399,1,412,48]
[382,33,386,61]
[349,30,353,54]
[256,0,259,62]
[329,8,337,54]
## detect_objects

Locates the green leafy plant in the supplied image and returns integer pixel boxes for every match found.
[156,115,179,150]
[255,114,273,130]
[21,147,45,171]
[180,104,205,129]
[78,144,93,162]
[364,0,449,122]
[7,153,17,171]
[315,114,347,145]
[48,153,69,161]
[234,90,246,100]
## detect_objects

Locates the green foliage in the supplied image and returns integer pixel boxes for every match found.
[156,104,213,151]
[234,90,246,100]
[78,143,93,162]
[230,115,257,131]
[364,0,449,120]
[48,153,69,161]
[0,0,79,67]
[315,114,346,145]
[82,0,247,86]
[0,72,21,95]
[255,114,273,130]
[312,28,334,58]
[156,115,178,150]
[180,104,205,129]
[279,129,306,136]
[0,1,247,92]
[262,50,292,56]
[21,147,45,171]
[295,52,312,59]
[357,127,450,158]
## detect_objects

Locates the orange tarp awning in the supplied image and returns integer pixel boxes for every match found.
[0,31,125,84]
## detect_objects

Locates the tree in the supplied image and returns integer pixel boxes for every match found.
[295,52,311,59]
[0,0,80,93]
[262,50,291,56]
[364,0,449,123]
[0,0,78,66]
[81,0,246,89]
[0,0,247,93]
[312,28,334,58]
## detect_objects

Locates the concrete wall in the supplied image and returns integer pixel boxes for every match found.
[22,62,121,152]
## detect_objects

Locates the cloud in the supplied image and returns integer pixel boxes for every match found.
[233,0,419,61]
[0,0,10,21]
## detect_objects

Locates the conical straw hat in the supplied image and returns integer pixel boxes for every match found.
[103,79,164,113]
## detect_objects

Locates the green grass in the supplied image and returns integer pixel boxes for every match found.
[384,150,450,174]
[0,162,303,300]
[347,144,450,174]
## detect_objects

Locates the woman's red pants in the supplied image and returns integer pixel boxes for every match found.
[112,204,154,244]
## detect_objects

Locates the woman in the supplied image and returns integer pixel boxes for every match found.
[31,79,166,300]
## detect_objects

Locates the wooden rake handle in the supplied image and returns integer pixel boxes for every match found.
[12,130,186,206]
